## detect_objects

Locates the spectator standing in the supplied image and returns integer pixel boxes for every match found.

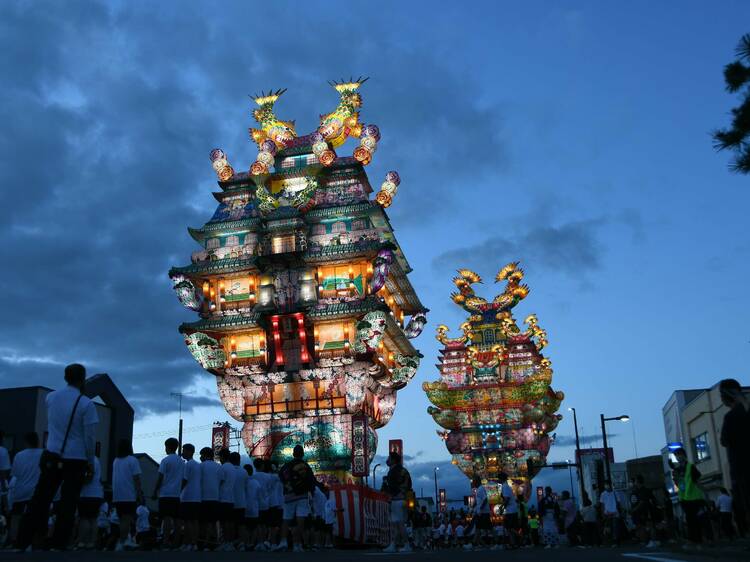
[559,491,578,546]
[252,458,271,551]
[599,482,621,546]
[151,438,182,548]
[580,497,599,546]
[111,439,143,551]
[381,451,413,553]
[539,486,559,548]
[267,464,284,549]
[7,433,42,548]
[719,378,750,533]
[76,455,103,550]
[199,447,222,548]
[671,447,705,547]
[229,452,247,549]
[472,476,492,548]
[323,487,336,548]
[19,364,98,550]
[312,482,327,548]
[217,448,236,549]
[716,487,734,539]
[500,472,519,549]
[276,444,315,552]
[243,464,260,549]
[179,443,201,551]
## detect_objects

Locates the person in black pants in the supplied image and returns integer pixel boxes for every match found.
[719,378,750,535]
[19,364,99,550]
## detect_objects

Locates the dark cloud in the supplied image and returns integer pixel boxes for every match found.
[432,218,605,277]
[0,1,510,416]
[552,433,614,447]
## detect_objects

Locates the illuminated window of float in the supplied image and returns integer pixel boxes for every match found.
[317,263,366,298]
[219,276,258,310]
[271,233,296,254]
[245,380,346,416]
[314,320,353,355]
[223,330,266,365]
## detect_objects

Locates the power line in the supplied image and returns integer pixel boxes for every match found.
[133,423,214,440]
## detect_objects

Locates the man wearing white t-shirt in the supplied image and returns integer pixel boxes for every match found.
[252,458,271,551]
[7,433,42,547]
[199,447,223,547]
[230,452,248,548]
[152,438,182,547]
[243,464,261,549]
[500,472,519,549]
[472,476,492,548]
[180,444,201,551]
[20,364,99,550]
[217,448,236,548]
[76,455,103,549]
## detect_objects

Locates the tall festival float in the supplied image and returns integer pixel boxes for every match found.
[169,80,426,542]
[423,264,563,516]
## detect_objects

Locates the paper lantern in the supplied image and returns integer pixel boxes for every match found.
[361,136,378,151]
[362,124,380,141]
[250,161,268,175]
[353,146,372,164]
[311,132,324,143]
[209,148,226,162]
[375,191,392,208]
[319,150,336,166]
[312,141,328,156]
[218,165,234,181]
[258,151,275,167]
[385,170,400,186]
[380,180,397,196]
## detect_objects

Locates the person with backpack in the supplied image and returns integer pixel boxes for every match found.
[381,451,413,553]
[276,445,315,552]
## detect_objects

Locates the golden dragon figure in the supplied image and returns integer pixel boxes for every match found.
[249,89,297,148]
[318,77,367,147]
[450,262,530,316]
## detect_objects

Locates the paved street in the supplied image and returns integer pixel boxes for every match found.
[1,546,750,562]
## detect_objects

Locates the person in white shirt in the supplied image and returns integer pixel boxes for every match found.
[217,448,236,548]
[500,471,519,549]
[180,444,201,551]
[312,483,327,548]
[76,455,103,550]
[716,487,735,539]
[19,364,99,550]
[252,458,271,551]
[151,438,182,547]
[243,464,261,549]
[472,476,492,547]
[267,463,284,548]
[230,452,248,548]
[599,481,621,546]
[112,439,143,550]
[199,447,223,547]
[7,433,42,548]
[323,489,336,548]
[135,504,152,547]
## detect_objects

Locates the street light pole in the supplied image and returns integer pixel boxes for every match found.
[372,463,381,489]
[171,392,184,455]
[600,413,630,486]
[434,467,440,516]
[568,407,584,500]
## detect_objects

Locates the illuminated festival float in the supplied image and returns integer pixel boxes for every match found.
[170,79,426,484]
[423,263,563,510]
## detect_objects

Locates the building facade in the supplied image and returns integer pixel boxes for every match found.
[661,382,750,500]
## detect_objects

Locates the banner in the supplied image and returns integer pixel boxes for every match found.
[351,414,369,477]
[212,423,230,459]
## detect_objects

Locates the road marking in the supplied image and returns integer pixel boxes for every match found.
[622,553,688,562]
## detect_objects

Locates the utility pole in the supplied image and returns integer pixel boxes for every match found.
[170,392,184,454]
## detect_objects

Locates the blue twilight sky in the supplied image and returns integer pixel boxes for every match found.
[1,1,749,498]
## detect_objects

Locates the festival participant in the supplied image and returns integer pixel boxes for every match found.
[323,486,336,549]
[6,433,42,548]
[312,482,327,548]
[151,437,182,548]
[276,445,315,552]
[243,464,260,550]
[229,452,247,549]
[671,447,705,547]
[217,448,236,550]
[500,472,519,549]
[539,486,559,548]
[599,481,621,547]
[252,458,271,551]
[471,476,491,548]
[111,439,143,551]
[559,491,578,546]
[76,454,103,550]
[716,487,734,539]
[381,451,413,553]
[719,378,750,533]
[199,446,222,549]
[19,364,98,551]
[267,462,284,549]
[630,475,658,547]
[580,497,599,546]
[179,444,201,551]
[527,509,540,547]
[135,504,154,549]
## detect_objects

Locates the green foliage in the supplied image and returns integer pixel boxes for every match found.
[714,33,750,174]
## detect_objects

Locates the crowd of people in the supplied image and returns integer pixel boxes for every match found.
[0,366,748,553]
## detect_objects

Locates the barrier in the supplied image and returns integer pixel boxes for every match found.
[332,484,391,546]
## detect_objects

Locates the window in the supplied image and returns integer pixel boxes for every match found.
[331,221,347,233]
[206,238,220,250]
[693,432,711,462]
[225,235,240,247]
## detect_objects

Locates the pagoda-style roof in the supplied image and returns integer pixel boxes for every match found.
[169,256,258,277]
[188,218,261,243]
[303,201,376,220]
[179,311,261,333]
[385,258,427,314]
[307,294,387,321]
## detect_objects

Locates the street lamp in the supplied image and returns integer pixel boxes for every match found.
[372,463,381,489]
[568,407,584,500]
[600,414,630,485]
[434,467,440,515]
